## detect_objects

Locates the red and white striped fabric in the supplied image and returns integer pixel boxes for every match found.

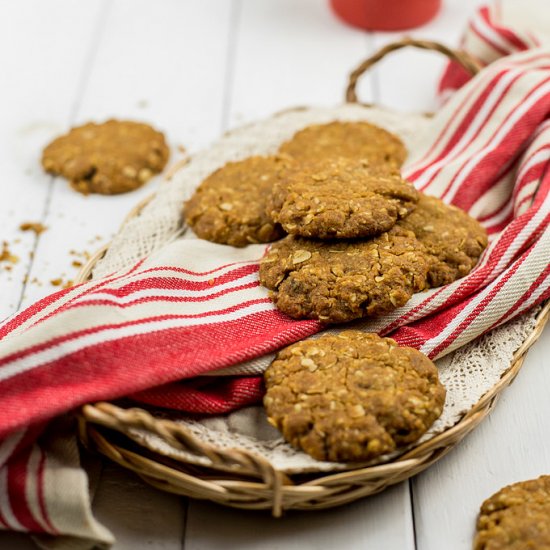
[439,1,545,95]
[0,49,549,550]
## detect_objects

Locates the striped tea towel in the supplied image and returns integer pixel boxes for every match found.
[440,0,550,95]
[0,45,549,550]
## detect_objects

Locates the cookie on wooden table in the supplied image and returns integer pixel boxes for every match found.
[42,119,169,195]
[264,331,446,462]
[397,194,488,287]
[259,227,429,323]
[184,155,293,247]
[266,157,418,239]
[278,121,407,167]
[475,475,550,549]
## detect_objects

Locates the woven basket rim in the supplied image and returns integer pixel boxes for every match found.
[78,300,548,515]
[75,155,549,515]
[75,38,546,515]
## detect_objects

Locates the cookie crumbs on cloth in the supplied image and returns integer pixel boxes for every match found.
[278,120,407,167]
[266,157,418,239]
[259,227,429,323]
[264,331,445,462]
[41,119,169,195]
[475,476,550,550]
[184,155,294,247]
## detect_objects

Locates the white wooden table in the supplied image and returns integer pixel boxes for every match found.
[1,1,548,548]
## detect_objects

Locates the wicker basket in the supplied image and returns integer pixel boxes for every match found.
[76,39,549,516]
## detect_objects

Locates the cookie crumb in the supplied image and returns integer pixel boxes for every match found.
[19,222,47,235]
[0,242,19,266]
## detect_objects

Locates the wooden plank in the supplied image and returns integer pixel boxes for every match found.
[370,0,488,113]
[186,482,414,550]
[92,462,186,550]
[226,0,375,129]
[414,324,550,550]
[0,0,105,317]
[0,531,38,550]
[20,0,233,310]
[8,0,233,548]
[184,1,416,548]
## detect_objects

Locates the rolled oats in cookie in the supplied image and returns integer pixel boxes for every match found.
[264,331,446,462]
[397,194,488,287]
[184,155,293,247]
[266,157,418,239]
[259,227,429,323]
[278,121,407,167]
[42,119,169,195]
[475,476,550,550]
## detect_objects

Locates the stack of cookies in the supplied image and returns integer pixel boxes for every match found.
[184,120,488,324]
[182,121,491,462]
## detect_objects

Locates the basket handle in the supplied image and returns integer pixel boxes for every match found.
[346,37,481,103]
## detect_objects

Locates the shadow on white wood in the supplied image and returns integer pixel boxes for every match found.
[185,481,415,550]
[92,463,185,550]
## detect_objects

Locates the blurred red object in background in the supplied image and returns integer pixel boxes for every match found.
[330,0,442,31]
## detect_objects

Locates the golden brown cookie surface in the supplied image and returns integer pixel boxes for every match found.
[397,194,488,287]
[475,476,550,550]
[42,119,169,195]
[184,156,293,247]
[266,157,418,239]
[264,331,445,462]
[259,227,429,323]
[278,121,407,167]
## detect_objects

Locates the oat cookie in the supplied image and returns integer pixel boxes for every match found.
[264,331,445,462]
[278,121,407,167]
[398,194,488,287]
[475,476,550,549]
[42,119,169,195]
[266,157,418,239]
[184,156,294,247]
[259,227,429,323]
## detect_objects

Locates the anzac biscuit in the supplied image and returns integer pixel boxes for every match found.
[278,121,407,167]
[184,156,293,247]
[42,119,169,195]
[259,227,429,323]
[264,331,446,462]
[397,194,488,287]
[266,157,418,239]
[475,476,550,549]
